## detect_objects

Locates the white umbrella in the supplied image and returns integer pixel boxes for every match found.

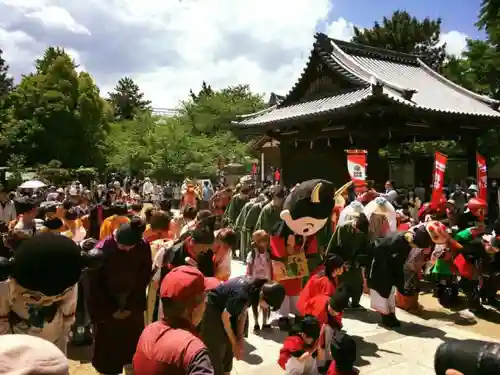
[19,180,46,189]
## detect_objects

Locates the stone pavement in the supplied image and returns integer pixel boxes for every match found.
[68,259,500,375]
[229,260,499,375]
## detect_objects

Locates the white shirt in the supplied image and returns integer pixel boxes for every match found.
[142,181,154,195]
[0,201,16,223]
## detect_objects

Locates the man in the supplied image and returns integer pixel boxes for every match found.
[134,266,218,375]
[202,181,213,210]
[254,186,284,234]
[0,187,16,233]
[143,177,154,199]
[380,180,398,203]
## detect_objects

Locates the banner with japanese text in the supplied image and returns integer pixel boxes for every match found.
[430,152,448,210]
[346,150,367,188]
[476,153,487,201]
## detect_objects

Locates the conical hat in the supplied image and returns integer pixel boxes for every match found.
[338,201,364,227]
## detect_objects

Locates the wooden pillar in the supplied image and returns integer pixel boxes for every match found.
[464,136,477,180]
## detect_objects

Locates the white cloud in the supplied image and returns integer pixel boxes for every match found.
[0,0,472,108]
[440,30,468,57]
[325,17,356,41]
[26,6,90,35]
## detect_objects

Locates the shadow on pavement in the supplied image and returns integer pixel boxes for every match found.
[352,335,401,367]
[243,341,263,365]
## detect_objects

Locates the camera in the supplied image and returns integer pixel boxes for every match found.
[434,339,500,375]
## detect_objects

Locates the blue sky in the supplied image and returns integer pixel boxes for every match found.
[330,0,485,39]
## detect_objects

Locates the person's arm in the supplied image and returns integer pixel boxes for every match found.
[221,310,237,347]
[237,310,247,340]
[187,349,215,375]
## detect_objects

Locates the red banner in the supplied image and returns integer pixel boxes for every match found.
[274,169,281,182]
[430,152,448,210]
[477,153,487,201]
[346,150,367,188]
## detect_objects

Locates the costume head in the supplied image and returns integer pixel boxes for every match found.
[363,197,396,237]
[466,197,487,222]
[279,179,338,236]
[406,221,449,248]
[338,201,364,228]
[0,233,103,297]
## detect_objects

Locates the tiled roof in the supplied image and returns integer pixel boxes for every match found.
[238,87,373,126]
[235,34,500,128]
[330,38,500,117]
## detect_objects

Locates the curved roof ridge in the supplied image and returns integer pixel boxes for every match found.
[417,57,500,109]
[236,105,277,119]
[328,37,418,100]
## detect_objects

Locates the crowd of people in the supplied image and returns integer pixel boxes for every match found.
[0,175,497,375]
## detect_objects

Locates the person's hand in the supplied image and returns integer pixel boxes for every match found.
[232,340,244,360]
[446,370,463,375]
[112,310,131,320]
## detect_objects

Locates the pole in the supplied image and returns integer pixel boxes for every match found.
[260,152,265,185]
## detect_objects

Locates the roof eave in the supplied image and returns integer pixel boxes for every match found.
[416,58,500,110]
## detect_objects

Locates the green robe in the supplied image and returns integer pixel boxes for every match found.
[254,202,281,234]
[235,199,256,260]
[242,200,267,251]
[326,222,371,301]
[223,193,250,227]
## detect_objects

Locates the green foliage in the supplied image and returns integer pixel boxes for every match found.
[0,48,13,99]
[477,0,500,45]
[352,10,446,70]
[3,47,109,168]
[108,77,151,121]
[179,84,266,134]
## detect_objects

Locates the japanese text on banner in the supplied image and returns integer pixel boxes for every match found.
[476,153,487,201]
[346,150,367,186]
[430,152,448,210]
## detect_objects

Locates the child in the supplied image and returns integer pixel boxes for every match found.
[247,229,272,332]
[317,287,350,370]
[327,331,358,375]
[278,315,321,375]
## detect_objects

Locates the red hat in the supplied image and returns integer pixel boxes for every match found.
[160,266,220,301]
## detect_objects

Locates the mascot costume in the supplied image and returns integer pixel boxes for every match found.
[337,201,364,228]
[368,220,449,327]
[0,233,103,353]
[270,179,346,329]
[363,197,397,238]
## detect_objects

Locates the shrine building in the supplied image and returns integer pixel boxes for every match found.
[233,33,500,187]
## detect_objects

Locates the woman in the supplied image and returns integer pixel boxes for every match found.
[87,218,152,375]
[199,277,285,375]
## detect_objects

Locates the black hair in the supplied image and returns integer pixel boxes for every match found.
[300,315,321,340]
[329,286,350,313]
[159,199,172,212]
[260,280,285,311]
[354,212,369,234]
[182,205,198,220]
[131,202,143,212]
[44,217,64,230]
[65,207,79,221]
[111,202,129,216]
[62,200,72,210]
[15,197,36,215]
[413,225,433,248]
[217,228,238,249]
[196,210,213,221]
[324,254,344,281]
[331,332,357,372]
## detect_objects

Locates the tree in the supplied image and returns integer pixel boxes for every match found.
[5,47,109,168]
[477,0,500,45]
[180,83,266,134]
[189,81,213,102]
[108,77,151,121]
[0,48,13,99]
[352,10,446,71]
